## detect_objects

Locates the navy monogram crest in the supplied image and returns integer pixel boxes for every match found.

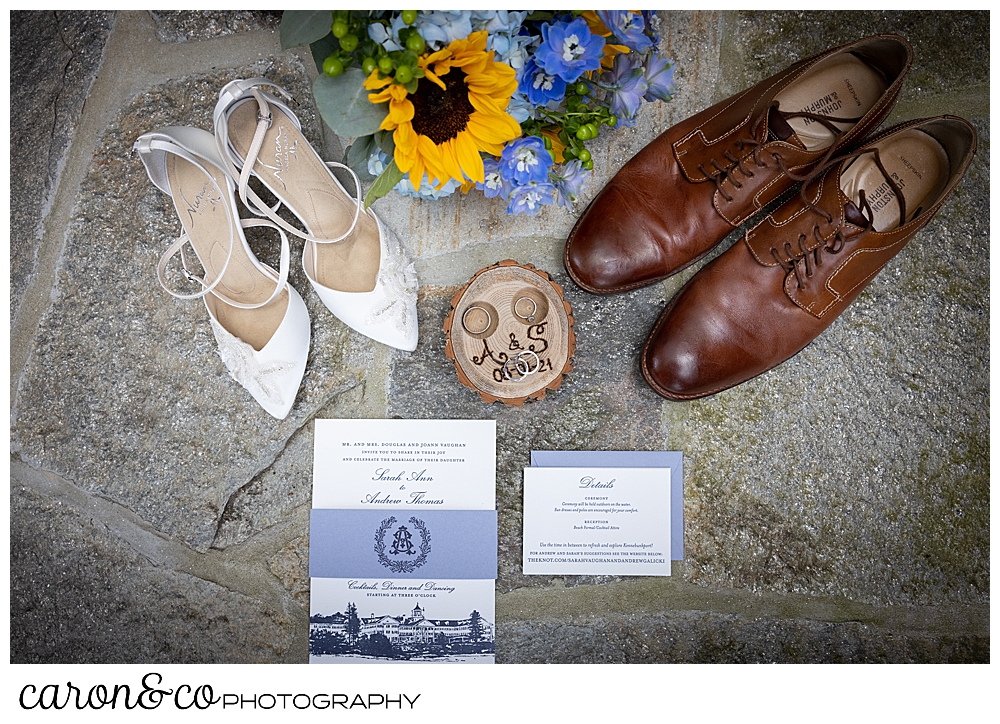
[375,516,431,573]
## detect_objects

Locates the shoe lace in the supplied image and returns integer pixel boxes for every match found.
[769,146,905,289]
[698,101,863,203]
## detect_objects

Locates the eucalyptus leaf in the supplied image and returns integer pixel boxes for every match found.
[364,159,405,208]
[345,135,378,181]
[313,69,388,138]
[280,10,334,50]
[309,33,338,75]
[374,129,396,156]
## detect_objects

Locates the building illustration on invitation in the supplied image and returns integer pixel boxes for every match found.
[310,601,495,662]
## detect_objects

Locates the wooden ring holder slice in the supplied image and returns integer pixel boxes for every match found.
[444,260,575,406]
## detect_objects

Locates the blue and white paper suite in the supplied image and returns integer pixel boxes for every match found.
[523,464,673,576]
[310,419,497,664]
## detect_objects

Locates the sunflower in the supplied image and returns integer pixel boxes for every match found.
[366,30,521,188]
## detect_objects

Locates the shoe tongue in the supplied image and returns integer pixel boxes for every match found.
[766,109,806,149]
[844,199,868,227]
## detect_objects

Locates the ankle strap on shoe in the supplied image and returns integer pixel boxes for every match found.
[214,77,365,246]
[135,133,290,310]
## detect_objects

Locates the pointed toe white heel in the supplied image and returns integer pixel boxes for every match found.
[135,126,311,419]
[213,78,419,351]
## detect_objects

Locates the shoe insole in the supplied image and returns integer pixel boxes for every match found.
[839,128,950,232]
[227,100,380,294]
[166,153,288,351]
[774,53,888,151]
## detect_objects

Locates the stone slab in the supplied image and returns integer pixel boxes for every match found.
[498,612,988,663]
[10,480,297,663]
[149,10,281,44]
[10,11,114,324]
[10,57,375,552]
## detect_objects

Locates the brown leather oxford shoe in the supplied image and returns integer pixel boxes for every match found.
[565,34,913,294]
[641,116,977,400]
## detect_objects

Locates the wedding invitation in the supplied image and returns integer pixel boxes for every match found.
[310,419,497,664]
[523,465,672,576]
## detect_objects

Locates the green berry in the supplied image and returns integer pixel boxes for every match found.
[582,159,594,170]
[331,20,348,38]
[577,148,591,163]
[542,135,552,150]
[575,125,593,141]
[394,64,413,83]
[607,115,618,128]
[405,32,425,54]
[575,82,588,96]
[584,123,599,138]
[401,10,418,24]
[340,33,358,52]
[378,56,394,74]
[323,55,344,77]
[362,56,377,75]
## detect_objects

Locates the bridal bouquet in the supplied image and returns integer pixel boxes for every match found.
[280,10,675,215]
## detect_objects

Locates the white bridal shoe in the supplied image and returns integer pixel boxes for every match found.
[213,78,419,351]
[134,126,310,419]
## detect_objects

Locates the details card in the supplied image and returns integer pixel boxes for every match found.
[522,467,670,576]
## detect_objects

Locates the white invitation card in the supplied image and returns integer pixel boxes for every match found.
[310,419,497,664]
[522,466,671,576]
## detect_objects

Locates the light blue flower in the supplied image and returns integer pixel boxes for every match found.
[535,17,605,83]
[596,10,653,53]
[506,91,535,123]
[518,57,567,106]
[500,136,554,186]
[470,10,526,36]
[415,10,472,51]
[367,15,407,52]
[643,52,676,102]
[507,182,557,216]
[600,53,649,127]
[471,10,532,71]
[369,150,459,200]
[550,160,589,209]
[477,156,513,200]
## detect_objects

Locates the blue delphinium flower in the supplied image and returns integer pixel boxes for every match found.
[643,52,676,102]
[477,156,513,200]
[500,136,554,186]
[642,11,661,45]
[596,10,653,53]
[415,10,472,50]
[518,57,567,106]
[600,53,649,127]
[551,160,589,209]
[507,181,557,216]
[535,17,605,82]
